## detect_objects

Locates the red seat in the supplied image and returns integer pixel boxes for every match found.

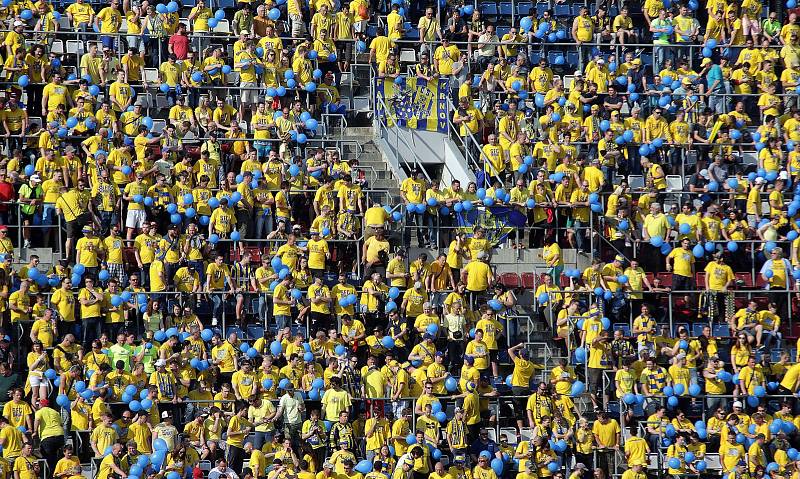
[656,272,672,287]
[499,272,521,289]
[560,274,570,288]
[755,273,769,288]
[753,296,770,308]
[645,272,655,285]
[244,246,261,263]
[695,272,706,287]
[734,297,749,310]
[521,272,537,289]
[735,272,753,288]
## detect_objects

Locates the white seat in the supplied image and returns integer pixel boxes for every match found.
[215,19,230,34]
[58,16,70,29]
[143,68,159,83]
[137,92,153,108]
[440,456,449,466]
[647,453,658,470]
[519,427,534,443]
[399,48,416,63]
[65,40,82,55]
[226,71,240,84]
[120,19,128,33]
[665,175,684,192]
[198,461,212,472]
[151,119,166,134]
[486,428,497,443]
[705,453,721,471]
[627,174,644,189]
[28,117,42,128]
[563,75,574,91]
[499,427,518,445]
[155,94,170,110]
[50,40,64,54]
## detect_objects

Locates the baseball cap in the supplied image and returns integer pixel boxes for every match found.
[575,464,587,470]
[755,177,765,184]
[162,411,170,418]
[454,455,466,464]
[29,174,41,183]
[701,58,712,66]
[614,254,625,262]
[155,359,167,367]
[323,461,334,469]
[13,21,22,27]
[39,399,49,407]
[733,401,743,408]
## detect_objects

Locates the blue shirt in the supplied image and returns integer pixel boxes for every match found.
[706,65,723,92]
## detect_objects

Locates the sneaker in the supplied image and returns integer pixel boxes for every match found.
[23,240,30,248]
[211,318,218,326]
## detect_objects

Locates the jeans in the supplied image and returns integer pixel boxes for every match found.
[127,35,142,53]
[253,431,272,450]
[82,316,103,349]
[653,45,671,74]
[708,92,726,114]
[601,166,616,190]
[98,211,116,237]
[573,220,586,251]
[210,291,224,320]
[425,212,439,248]
[274,314,290,330]
[258,294,269,325]
[403,211,427,247]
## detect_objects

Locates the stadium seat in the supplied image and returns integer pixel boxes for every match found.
[516,2,533,16]
[665,175,684,191]
[225,326,244,339]
[519,427,534,442]
[613,323,631,337]
[499,427,518,444]
[734,272,753,287]
[771,349,783,361]
[399,49,417,63]
[547,50,565,65]
[499,272,521,289]
[655,272,672,287]
[565,51,579,68]
[247,325,265,340]
[498,2,513,17]
[694,272,706,287]
[521,272,537,289]
[535,3,548,16]
[691,323,708,337]
[627,175,644,189]
[51,40,64,54]
[674,323,688,335]
[554,4,570,17]
[712,324,731,337]
[215,19,231,34]
[143,68,159,83]
[480,3,498,21]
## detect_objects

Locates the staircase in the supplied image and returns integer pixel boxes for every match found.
[341,127,403,206]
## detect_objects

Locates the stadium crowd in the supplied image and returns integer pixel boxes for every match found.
[2,0,800,479]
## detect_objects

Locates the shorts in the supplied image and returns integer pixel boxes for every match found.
[240,81,258,105]
[29,373,43,387]
[66,219,82,238]
[126,209,147,229]
[587,367,605,395]
[742,16,762,36]
[489,349,498,364]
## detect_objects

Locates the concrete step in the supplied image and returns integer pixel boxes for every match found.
[343,127,375,137]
